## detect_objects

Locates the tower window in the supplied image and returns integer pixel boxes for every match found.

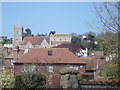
[48,50,52,55]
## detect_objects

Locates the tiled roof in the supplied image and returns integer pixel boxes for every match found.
[83,58,106,70]
[51,34,70,36]
[14,48,86,64]
[20,36,49,45]
[54,43,81,53]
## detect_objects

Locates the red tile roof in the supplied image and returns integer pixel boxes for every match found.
[51,34,70,36]
[14,48,86,64]
[83,58,106,70]
[54,43,81,53]
[20,36,49,45]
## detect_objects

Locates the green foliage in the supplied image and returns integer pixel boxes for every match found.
[14,73,46,88]
[25,29,31,34]
[94,2,119,80]
[106,58,119,79]
[98,31,118,55]
[71,32,101,51]
[71,36,81,45]
[96,32,119,79]
[1,39,12,45]
[0,68,15,88]
[24,28,34,37]
[14,75,27,88]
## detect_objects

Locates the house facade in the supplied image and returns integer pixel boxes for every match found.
[50,34,71,47]
[81,56,106,79]
[13,48,86,77]
[19,36,50,50]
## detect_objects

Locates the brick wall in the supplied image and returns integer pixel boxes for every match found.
[14,64,86,76]
[14,63,86,88]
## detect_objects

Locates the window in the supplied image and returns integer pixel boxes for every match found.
[48,50,52,55]
[48,65,53,72]
[69,65,78,70]
[11,59,14,65]
[23,65,36,72]
[69,65,73,69]
[74,65,78,70]
[80,65,83,68]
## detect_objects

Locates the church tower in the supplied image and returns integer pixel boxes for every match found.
[13,25,23,48]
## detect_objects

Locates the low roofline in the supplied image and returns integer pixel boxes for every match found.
[51,34,71,36]
[14,62,86,65]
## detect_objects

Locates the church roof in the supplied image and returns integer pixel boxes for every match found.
[20,36,49,45]
[51,34,70,36]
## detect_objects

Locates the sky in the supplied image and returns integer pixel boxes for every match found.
[2,2,100,38]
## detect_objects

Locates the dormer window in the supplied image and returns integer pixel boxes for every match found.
[48,50,52,56]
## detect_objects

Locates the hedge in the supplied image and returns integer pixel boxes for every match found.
[14,73,46,88]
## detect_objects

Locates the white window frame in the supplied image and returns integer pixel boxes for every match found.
[11,59,14,65]
[48,65,53,72]
[80,65,83,68]
[69,65,78,70]
[73,65,78,70]
[23,65,36,72]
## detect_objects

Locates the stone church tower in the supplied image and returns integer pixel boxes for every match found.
[13,25,23,48]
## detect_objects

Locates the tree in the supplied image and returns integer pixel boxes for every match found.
[24,28,34,37]
[0,68,14,88]
[1,39,12,45]
[14,73,46,88]
[94,2,120,79]
[71,32,98,50]
[49,31,56,36]
[94,2,119,33]
[25,29,31,34]
[70,32,77,37]
[55,43,81,53]
[71,36,81,46]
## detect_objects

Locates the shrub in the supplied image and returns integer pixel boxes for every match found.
[0,68,15,88]
[14,73,46,88]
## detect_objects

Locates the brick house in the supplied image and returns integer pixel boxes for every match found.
[4,53,14,73]
[13,48,86,77]
[81,56,106,80]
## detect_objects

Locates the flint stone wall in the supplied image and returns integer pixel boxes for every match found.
[59,68,79,88]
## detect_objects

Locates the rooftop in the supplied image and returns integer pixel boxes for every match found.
[51,34,70,36]
[20,36,49,45]
[14,48,86,64]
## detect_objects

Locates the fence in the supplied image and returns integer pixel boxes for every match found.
[79,80,119,90]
